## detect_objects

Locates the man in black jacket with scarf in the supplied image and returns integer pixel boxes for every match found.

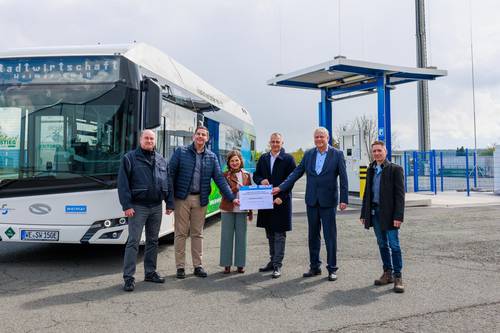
[360,140,405,293]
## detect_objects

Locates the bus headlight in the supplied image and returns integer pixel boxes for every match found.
[119,217,127,225]
[103,220,112,228]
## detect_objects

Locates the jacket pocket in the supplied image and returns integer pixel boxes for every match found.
[158,167,170,191]
[131,188,148,201]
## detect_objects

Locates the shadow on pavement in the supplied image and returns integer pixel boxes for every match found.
[21,270,330,310]
[314,285,394,310]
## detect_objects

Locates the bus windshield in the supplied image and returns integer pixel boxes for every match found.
[0,83,137,195]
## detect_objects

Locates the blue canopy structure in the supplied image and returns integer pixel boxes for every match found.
[267,56,447,159]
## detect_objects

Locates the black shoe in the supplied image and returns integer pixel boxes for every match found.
[259,262,274,272]
[328,272,337,281]
[176,268,186,279]
[194,266,208,278]
[145,272,165,283]
[303,268,322,278]
[123,279,135,292]
[272,267,281,279]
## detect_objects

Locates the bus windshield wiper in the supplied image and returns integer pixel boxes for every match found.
[31,170,115,188]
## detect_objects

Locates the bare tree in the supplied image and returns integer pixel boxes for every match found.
[354,115,377,162]
[335,115,400,162]
[333,123,350,149]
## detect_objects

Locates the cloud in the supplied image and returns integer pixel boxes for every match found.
[0,0,498,152]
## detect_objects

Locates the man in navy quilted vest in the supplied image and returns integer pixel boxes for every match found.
[169,125,238,279]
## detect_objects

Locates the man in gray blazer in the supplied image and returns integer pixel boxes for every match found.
[273,127,348,281]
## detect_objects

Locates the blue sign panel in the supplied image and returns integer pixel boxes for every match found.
[0,56,120,84]
[65,205,87,214]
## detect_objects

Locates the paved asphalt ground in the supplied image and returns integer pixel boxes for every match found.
[1,185,499,332]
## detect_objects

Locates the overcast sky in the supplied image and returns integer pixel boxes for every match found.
[1,0,499,151]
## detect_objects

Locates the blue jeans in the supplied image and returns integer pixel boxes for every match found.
[306,205,337,273]
[372,207,403,277]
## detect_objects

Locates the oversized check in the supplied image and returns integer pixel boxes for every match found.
[239,185,274,210]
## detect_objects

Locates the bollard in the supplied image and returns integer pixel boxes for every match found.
[359,165,367,199]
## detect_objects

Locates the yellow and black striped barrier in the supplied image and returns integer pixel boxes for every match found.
[359,165,367,199]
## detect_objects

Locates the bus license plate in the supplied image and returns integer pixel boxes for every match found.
[21,230,59,241]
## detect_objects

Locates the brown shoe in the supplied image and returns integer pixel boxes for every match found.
[374,270,394,286]
[394,277,405,293]
[223,266,231,274]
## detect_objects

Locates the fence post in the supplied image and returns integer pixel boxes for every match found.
[430,151,435,193]
[403,151,408,192]
[413,151,419,192]
[473,150,477,188]
[440,151,444,192]
[465,148,470,197]
[432,150,437,194]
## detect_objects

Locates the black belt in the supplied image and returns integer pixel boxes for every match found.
[190,192,200,195]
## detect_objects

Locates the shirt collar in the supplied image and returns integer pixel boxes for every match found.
[316,146,329,155]
[190,142,206,155]
[270,151,280,158]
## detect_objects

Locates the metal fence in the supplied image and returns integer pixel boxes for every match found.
[401,149,494,195]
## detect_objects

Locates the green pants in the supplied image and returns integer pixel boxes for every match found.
[219,212,248,267]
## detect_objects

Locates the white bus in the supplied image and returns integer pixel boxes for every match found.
[0,43,256,244]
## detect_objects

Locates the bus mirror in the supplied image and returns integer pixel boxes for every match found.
[143,78,161,129]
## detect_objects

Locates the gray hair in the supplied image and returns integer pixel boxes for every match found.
[140,129,156,138]
[313,127,329,137]
[269,132,284,141]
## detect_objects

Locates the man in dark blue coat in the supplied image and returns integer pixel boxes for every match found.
[118,129,174,292]
[273,127,348,282]
[253,133,296,278]
[169,125,238,279]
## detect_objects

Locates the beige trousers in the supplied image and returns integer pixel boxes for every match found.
[174,195,208,268]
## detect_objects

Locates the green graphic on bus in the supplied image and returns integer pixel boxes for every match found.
[206,180,222,215]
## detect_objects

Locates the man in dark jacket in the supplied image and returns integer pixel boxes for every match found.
[118,129,174,292]
[253,133,296,279]
[360,140,405,293]
[169,125,238,279]
[273,127,348,282]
